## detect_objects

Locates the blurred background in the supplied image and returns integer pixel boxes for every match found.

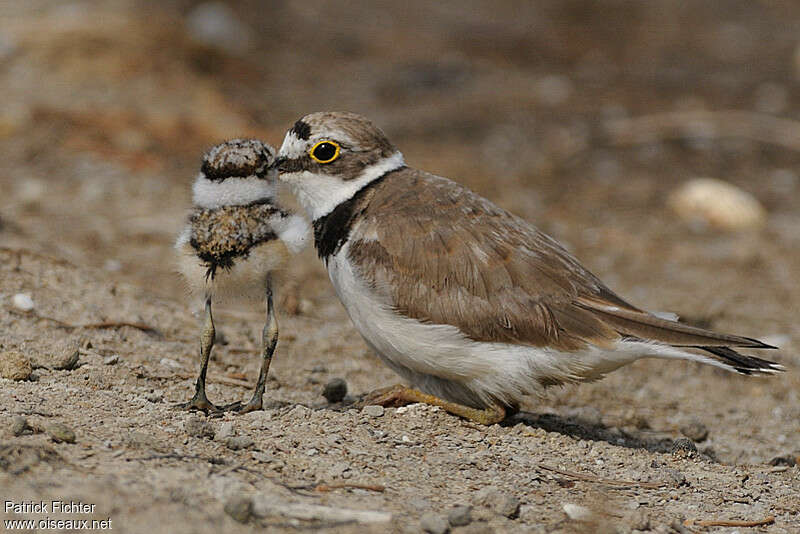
[1,0,799,325]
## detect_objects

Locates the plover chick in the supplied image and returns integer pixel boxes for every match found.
[176,139,309,413]
[274,111,783,425]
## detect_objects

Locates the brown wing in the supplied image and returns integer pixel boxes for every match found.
[348,168,775,357]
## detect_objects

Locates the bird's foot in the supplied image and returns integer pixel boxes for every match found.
[356,384,507,425]
[174,393,223,415]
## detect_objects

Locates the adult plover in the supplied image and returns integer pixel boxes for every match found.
[274,112,783,425]
[176,139,309,413]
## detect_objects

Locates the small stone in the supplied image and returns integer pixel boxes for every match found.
[563,503,593,521]
[217,421,235,440]
[11,416,29,436]
[0,351,32,381]
[185,416,215,439]
[363,405,385,417]
[667,178,766,232]
[322,378,348,403]
[226,436,254,450]
[103,355,119,365]
[671,437,698,456]
[625,509,650,531]
[224,494,253,523]
[665,468,687,487]
[680,419,709,442]
[448,505,472,527]
[12,293,34,311]
[47,339,80,370]
[768,455,797,467]
[46,422,76,443]
[474,486,520,518]
[420,512,449,534]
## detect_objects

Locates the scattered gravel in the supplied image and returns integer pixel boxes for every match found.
[0,351,32,381]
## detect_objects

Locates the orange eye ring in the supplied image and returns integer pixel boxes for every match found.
[309,140,341,164]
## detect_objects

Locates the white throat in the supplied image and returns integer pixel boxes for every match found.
[280,151,405,221]
[192,174,276,209]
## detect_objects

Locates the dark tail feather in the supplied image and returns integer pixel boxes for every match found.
[699,346,785,375]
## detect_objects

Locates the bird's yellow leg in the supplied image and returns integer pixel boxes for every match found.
[360,384,506,425]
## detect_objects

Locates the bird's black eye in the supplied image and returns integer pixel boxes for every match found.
[309,140,340,164]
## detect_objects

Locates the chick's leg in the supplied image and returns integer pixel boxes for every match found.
[236,279,278,414]
[176,298,221,413]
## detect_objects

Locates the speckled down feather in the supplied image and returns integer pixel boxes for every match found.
[189,202,285,268]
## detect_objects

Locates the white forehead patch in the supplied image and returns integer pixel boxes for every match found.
[192,173,276,209]
[279,131,306,159]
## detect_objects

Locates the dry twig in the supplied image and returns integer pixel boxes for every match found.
[538,463,666,489]
[314,483,385,493]
[684,515,775,528]
[10,309,162,337]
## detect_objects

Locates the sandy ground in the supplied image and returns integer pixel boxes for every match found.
[1,1,799,532]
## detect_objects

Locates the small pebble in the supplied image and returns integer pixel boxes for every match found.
[103,355,119,365]
[145,391,163,403]
[322,378,348,403]
[217,421,235,440]
[47,339,80,370]
[665,468,687,487]
[226,436,254,450]
[563,503,593,521]
[474,486,520,518]
[680,419,709,442]
[768,455,797,467]
[224,494,253,523]
[671,437,698,456]
[624,509,650,531]
[448,505,472,527]
[46,422,76,443]
[0,351,33,381]
[185,416,215,439]
[12,293,34,311]
[363,405,385,417]
[667,178,766,231]
[420,512,449,534]
[11,416,29,436]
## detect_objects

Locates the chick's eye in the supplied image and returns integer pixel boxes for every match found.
[309,141,340,163]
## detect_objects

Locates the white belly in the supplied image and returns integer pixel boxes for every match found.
[175,230,288,303]
[326,241,707,408]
